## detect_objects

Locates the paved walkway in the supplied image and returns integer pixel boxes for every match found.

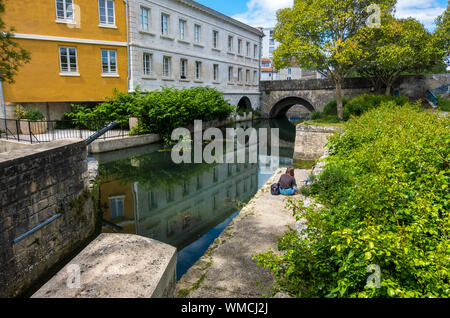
[176,168,310,298]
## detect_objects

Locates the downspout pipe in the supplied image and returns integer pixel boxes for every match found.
[0,78,7,129]
[123,0,131,93]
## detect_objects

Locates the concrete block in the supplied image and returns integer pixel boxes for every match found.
[32,233,177,298]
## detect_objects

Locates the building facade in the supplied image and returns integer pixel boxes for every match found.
[127,0,263,110]
[2,0,129,120]
[260,27,324,81]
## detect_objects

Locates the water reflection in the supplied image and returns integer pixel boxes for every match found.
[93,119,296,279]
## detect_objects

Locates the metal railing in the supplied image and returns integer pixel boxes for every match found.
[0,118,131,144]
[427,83,449,108]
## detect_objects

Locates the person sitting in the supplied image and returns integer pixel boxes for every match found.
[278,166,298,196]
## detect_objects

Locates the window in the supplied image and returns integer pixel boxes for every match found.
[246,42,250,56]
[269,30,273,38]
[253,70,258,84]
[237,68,242,82]
[109,196,124,219]
[56,0,73,21]
[98,0,115,25]
[288,67,292,75]
[194,24,201,43]
[237,39,242,54]
[213,64,219,82]
[254,44,258,58]
[269,47,274,54]
[246,70,250,83]
[180,59,187,79]
[228,36,233,52]
[212,31,218,48]
[101,49,117,74]
[59,47,77,73]
[140,7,149,31]
[195,61,201,80]
[143,53,152,76]
[179,20,186,40]
[228,66,233,82]
[161,13,169,35]
[163,56,171,77]
[269,39,275,46]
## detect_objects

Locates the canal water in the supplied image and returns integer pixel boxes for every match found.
[91,118,298,280]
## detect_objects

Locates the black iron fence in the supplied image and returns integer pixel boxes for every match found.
[0,118,133,144]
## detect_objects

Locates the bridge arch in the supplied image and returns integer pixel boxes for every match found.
[269,96,315,118]
[237,96,252,111]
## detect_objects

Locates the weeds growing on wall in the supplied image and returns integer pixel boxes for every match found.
[256,102,449,297]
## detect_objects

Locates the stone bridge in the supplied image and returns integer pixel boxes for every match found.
[260,74,450,118]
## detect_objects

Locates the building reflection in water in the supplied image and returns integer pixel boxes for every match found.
[96,119,296,278]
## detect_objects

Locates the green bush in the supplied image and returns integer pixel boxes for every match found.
[257,102,449,297]
[65,87,235,140]
[436,94,450,112]
[311,110,321,120]
[322,98,348,116]
[25,108,45,121]
[135,87,234,143]
[343,94,409,120]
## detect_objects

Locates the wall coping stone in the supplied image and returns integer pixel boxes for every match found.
[32,233,177,298]
[0,139,85,168]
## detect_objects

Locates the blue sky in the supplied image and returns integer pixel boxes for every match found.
[195,0,448,30]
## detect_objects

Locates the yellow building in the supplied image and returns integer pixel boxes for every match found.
[2,0,128,120]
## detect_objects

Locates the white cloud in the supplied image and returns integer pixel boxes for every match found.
[233,0,447,30]
[395,0,447,30]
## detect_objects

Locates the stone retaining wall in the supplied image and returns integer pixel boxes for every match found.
[0,139,96,297]
[293,124,340,161]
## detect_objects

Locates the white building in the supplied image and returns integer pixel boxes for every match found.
[260,27,324,81]
[128,0,264,110]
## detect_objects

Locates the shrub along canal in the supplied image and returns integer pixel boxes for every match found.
[91,119,299,280]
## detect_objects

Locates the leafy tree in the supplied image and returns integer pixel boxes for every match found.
[0,0,31,83]
[433,5,450,68]
[272,0,396,119]
[358,15,444,95]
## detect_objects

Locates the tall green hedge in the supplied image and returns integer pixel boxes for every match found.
[257,102,449,297]
[66,87,235,142]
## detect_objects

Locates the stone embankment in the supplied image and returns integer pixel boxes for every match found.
[176,168,311,298]
[293,124,340,161]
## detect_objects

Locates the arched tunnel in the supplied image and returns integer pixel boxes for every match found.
[237,96,252,111]
[269,96,315,118]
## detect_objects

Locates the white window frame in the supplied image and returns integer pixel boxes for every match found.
[179,19,186,40]
[237,39,242,55]
[140,6,150,31]
[98,0,116,27]
[228,66,233,82]
[213,64,219,82]
[55,0,74,22]
[246,42,250,56]
[180,58,187,79]
[59,46,78,75]
[194,24,201,43]
[101,49,118,75]
[163,56,171,77]
[143,52,152,76]
[228,36,233,52]
[237,68,242,83]
[212,31,218,49]
[161,13,169,35]
[253,70,258,84]
[109,195,125,219]
[254,44,258,58]
[195,61,201,80]
[246,69,250,83]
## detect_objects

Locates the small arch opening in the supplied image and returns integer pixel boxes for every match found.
[237,96,252,111]
[269,96,315,119]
